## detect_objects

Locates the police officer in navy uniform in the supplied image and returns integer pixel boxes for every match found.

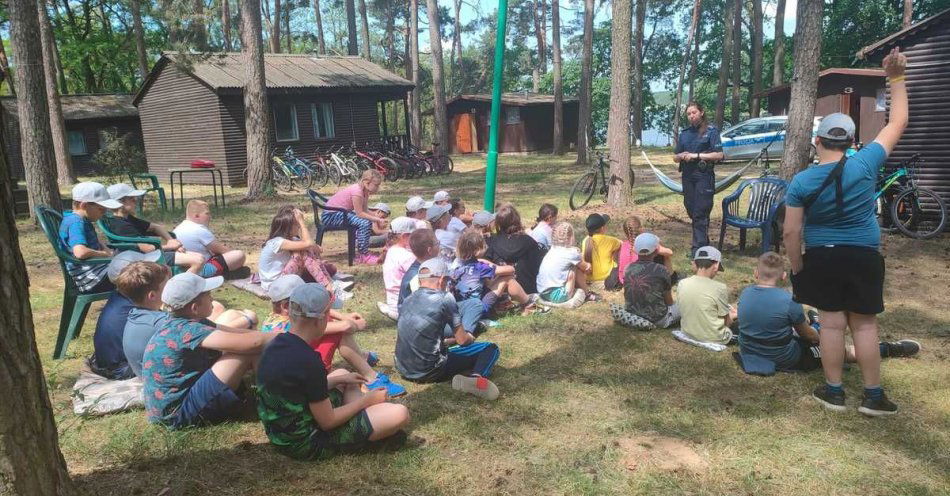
[673,102,724,256]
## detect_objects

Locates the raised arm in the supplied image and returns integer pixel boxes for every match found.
[874,48,909,155]
[278,209,318,252]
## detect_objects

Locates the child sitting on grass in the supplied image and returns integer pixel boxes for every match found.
[395,258,501,399]
[142,272,274,428]
[677,246,736,346]
[429,204,457,263]
[258,205,351,301]
[618,216,674,286]
[105,183,206,274]
[174,199,248,279]
[405,196,431,229]
[262,275,405,397]
[448,199,470,234]
[529,204,558,249]
[398,228,441,311]
[612,233,679,329]
[536,222,591,308]
[59,182,122,294]
[368,202,391,248]
[581,213,622,291]
[257,283,409,460]
[378,217,419,320]
[471,210,496,236]
[737,252,919,375]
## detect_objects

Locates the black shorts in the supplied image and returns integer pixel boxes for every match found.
[790,337,822,372]
[790,246,884,315]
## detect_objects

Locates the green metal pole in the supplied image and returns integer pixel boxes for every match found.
[483,0,509,212]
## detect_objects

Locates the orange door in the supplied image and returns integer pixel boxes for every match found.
[455,113,474,153]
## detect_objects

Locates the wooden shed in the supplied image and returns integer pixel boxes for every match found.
[442,93,578,154]
[134,52,414,186]
[1,94,143,180]
[857,7,950,209]
[756,68,887,145]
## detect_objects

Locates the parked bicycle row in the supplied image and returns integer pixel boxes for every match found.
[250,142,455,192]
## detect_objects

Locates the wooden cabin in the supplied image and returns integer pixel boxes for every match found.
[134,52,414,186]
[442,93,579,154]
[1,94,143,179]
[858,7,950,210]
[756,68,887,145]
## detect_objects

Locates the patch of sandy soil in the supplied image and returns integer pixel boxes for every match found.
[617,435,709,474]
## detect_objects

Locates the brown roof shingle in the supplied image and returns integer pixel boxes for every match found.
[1,94,137,121]
[447,92,578,106]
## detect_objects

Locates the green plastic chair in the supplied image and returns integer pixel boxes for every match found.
[35,206,116,360]
[128,172,167,213]
[97,214,163,252]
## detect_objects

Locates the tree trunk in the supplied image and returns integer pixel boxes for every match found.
[451,0,462,70]
[533,0,547,90]
[0,118,78,495]
[426,0,448,150]
[345,0,358,56]
[312,0,326,54]
[38,0,74,186]
[551,0,563,155]
[284,0,292,52]
[575,0,594,164]
[0,40,14,96]
[9,0,62,216]
[221,0,233,51]
[631,0,645,145]
[780,0,822,179]
[730,0,741,125]
[714,0,735,130]
[687,5,701,103]
[242,0,272,199]
[902,0,912,28]
[192,0,208,49]
[605,0,631,207]
[672,0,702,148]
[409,0,421,147]
[772,0,786,87]
[270,0,281,53]
[749,0,763,117]
[358,0,370,59]
[131,0,150,78]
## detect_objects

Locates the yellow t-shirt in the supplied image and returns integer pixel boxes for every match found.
[677,275,732,344]
[582,234,622,282]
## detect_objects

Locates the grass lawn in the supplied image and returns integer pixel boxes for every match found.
[18,151,950,495]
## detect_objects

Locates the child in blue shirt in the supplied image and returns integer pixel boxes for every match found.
[59,182,123,293]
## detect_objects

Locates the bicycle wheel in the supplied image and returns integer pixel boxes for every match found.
[291,161,314,190]
[344,160,361,181]
[889,187,947,239]
[310,159,330,188]
[443,155,454,174]
[875,196,898,234]
[379,157,399,182]
[327,164,343,186]
[272,166,293,192]
[569,172,597,210]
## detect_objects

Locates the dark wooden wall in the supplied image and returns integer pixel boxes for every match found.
[446,99,579,154]
[765,75,885,144]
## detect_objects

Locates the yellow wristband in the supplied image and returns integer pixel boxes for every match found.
[890,76,906,84]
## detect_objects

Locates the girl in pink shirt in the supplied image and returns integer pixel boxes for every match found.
[619,216,674,286]
[321,170,386,264]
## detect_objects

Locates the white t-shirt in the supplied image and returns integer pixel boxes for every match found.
[173,219,215,260]
[530,221,553,249]
[536,246,582,293]
[383,245,416,308]
[436,228,460,260]
[258,237,291,290]
[448,216,466,233]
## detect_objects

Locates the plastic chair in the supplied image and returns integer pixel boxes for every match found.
[718,177,787,253]
[128,172,167,213]
[35,206,115,360]
[97,214,163,252]
[307,189,357,266]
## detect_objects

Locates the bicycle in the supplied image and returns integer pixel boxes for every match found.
[354,142,400,182]
[875,153,946,239]
[319,145,360,185]
[569,152,636,210]
[282,147,324,188]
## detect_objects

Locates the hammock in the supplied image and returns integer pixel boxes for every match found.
[641,150,758,195]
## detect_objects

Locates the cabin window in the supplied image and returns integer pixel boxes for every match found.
[274,103,299,142]
[875,88,886,112]
[67,130,86,156]
[504,106,521,124]
[312,103,335,139]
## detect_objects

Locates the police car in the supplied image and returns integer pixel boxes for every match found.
[720,116,823,161]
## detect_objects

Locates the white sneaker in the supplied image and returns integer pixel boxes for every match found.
[376,301,398,321]
[333,272,355,282]
[333,279,355,292]
[335,288,353,302]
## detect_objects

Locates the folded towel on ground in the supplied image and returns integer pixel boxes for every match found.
[72,369,144,416]
[229,277,269,299]
[610,303,657,331]
[671,330,728,352]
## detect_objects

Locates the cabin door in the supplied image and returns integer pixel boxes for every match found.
[454,113,475,154]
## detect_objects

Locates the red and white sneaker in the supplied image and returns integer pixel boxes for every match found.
[452,374,500,400]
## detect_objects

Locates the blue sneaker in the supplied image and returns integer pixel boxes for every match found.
[366,351,380,367]
[366,372,407,398]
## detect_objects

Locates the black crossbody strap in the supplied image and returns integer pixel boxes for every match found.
[801,155,847,214]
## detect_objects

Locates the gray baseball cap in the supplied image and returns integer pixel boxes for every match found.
[816,113,856,141]
[406,196,433,213]
[289,283,333,318]
[693,245,725,271]
[371,202,391,214]
[72,182,122,209]
[107,183,147,201]
[426,203,451,222]
[418,257,450,278]
[472,210,496,227]
[161,272,224,309]
[433,190,451,202]
[268,274,306,302]
[107,249,163,282]
[634,232,660,255]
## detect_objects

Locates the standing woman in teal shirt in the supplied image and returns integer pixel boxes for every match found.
[783,48,909,417]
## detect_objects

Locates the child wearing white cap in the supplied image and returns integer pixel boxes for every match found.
[257,283,410,460]
[105,183,206,275]
[405,196,432,229]
[677,246,735,345]
[367,202,391,248]
[59,182,122,293]
[142,272,275,429]
[432,190,451,206]
[377,217,419,320]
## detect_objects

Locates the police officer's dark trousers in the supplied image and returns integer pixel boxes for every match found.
[681,162,715,253]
